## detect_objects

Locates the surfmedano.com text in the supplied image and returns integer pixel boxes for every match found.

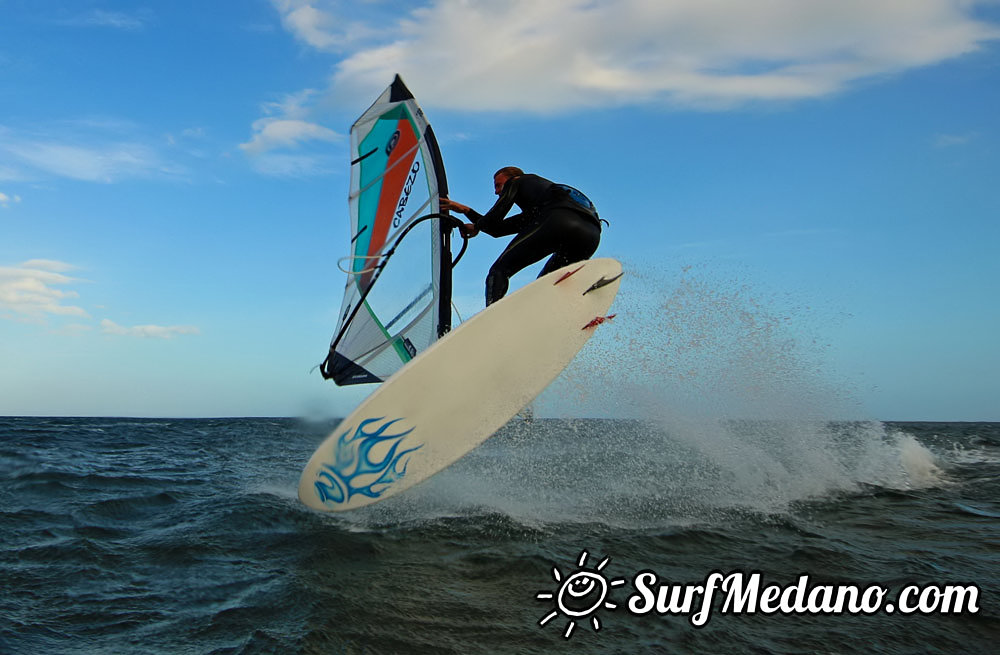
[627,571,980,626]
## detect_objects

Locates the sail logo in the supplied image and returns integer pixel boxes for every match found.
[393,160,421,227]
[385,130,400,155]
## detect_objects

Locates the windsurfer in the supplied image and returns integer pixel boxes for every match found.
[441,167,603,305]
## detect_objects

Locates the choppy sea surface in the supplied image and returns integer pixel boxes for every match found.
[1,416,997,654]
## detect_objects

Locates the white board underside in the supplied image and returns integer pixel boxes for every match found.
[299,257,623,511]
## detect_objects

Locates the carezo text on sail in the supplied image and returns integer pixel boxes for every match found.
[393,160,421,228]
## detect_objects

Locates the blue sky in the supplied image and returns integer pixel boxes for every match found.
[1,0,998,420]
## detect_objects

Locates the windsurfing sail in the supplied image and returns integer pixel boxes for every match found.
[320,75,456,385]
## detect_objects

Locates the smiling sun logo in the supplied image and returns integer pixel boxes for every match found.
[536,550,627,639]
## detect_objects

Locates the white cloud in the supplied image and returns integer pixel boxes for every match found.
[59,9,150,31]
[0,123,188,184]
[100,319,200,339]
[241,118,341,155]
[239,87,343,174]
[0,119,188,184]
[0,260,89,322]
[3,140,167,183]
[278,1,342,50]
[1,260,200,338]
[22,259,76,273]
[934,132,978,147]
[271,0,1000,113]
[0,191,22,208]
[271,0,380,52]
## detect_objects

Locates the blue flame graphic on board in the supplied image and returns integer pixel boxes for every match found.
[313,417,422,505]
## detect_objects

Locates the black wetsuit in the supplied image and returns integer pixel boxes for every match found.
[463,174,602,305]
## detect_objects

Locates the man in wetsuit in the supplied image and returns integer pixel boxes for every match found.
[440,166,603,305]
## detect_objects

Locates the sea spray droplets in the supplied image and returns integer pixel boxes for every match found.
[521,261,941,521]
[548,260,848,420]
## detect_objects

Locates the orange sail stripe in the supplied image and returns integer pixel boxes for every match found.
[361,118,419,290]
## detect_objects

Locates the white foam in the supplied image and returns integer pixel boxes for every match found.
[895,432,943,487]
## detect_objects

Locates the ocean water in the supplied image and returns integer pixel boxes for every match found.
[1,416,997,654]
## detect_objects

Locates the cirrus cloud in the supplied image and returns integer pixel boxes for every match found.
[58,9,149,31]
[3,140,169,183]
[99,319,201,339]
[0,123,188,184]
